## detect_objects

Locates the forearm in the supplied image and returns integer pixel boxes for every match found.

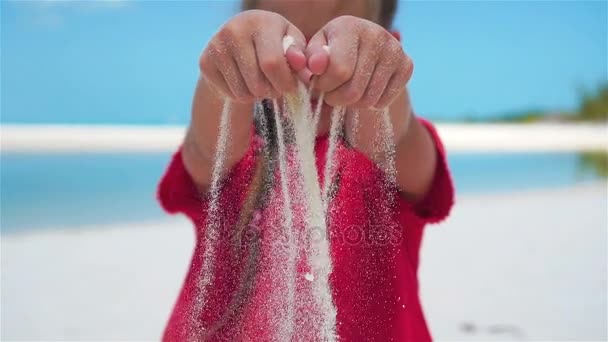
[392,90,437,202]
[347,88,437,201]
[182,76,254,191]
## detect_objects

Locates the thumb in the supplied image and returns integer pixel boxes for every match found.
[305,30,330,76]
[284,24,307,72]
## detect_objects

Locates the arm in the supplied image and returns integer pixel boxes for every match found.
[391,89,437,202]
[352,88,437,202]
[181,77,253,192]
[303,16,436,201]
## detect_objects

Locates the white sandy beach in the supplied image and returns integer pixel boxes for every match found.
[1,182,607,341]
[2,123,607,153]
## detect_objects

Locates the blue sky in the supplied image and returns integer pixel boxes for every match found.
[1,0,606,124]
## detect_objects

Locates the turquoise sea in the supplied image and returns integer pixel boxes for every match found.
[0,151,602,234]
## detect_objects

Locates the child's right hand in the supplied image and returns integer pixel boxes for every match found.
[200,10,308,103]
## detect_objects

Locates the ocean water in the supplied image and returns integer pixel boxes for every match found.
[0,152,602,234]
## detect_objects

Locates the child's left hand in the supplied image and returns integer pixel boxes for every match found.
[304,15,413,109]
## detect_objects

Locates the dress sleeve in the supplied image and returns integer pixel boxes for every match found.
[156,136,260,226]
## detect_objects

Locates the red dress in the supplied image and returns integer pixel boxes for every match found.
[158,117,454,341]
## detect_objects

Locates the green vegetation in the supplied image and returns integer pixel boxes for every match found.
[490,109,548,123]
[578,151,608,178]
[454,82,608,123]
[459,109,565,123]
[450,83,608,178]
[574,84,607,178]
[575,83,608,122]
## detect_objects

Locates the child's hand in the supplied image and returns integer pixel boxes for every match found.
[305,16,413,109]
[200,10,308,103]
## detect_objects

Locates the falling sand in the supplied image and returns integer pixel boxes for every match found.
[271,98,297,340]
[190,99,232,340]
[286,83,337,341]
[348,109,360,147]
[190,35,398,340]
[379,108,397,186]
[321,106,345,213]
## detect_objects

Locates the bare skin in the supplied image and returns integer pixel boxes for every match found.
[183,0,437,202]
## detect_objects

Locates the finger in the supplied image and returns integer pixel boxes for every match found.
[204,65,233,98]
[216,53,254,102]
[313,29,359,93]
[374,56,413,109]
[254,30,299,93]
[324,38,378,107]
[357,56,394,109]
[200,52,233,98]
[374,69,408,109]
[297,68,313,85]
[305,30,330,75]
[234,40,275,99]
[284,25,307,72]
[286,47,307,71]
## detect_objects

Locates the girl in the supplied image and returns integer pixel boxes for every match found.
[158,0,454,340]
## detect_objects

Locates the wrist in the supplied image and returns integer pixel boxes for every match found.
[389,87,413,146]
[182,126,213,191]
[395,108,416,148]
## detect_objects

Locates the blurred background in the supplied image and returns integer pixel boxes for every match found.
[1,0,606,340]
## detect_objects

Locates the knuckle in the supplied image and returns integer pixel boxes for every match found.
[344,85,364,103]
[358,94,379,108]
[373,93,389,108]
[324,94,339,107]
[384,83,399,97]
[203,41,226,63]
[374,30,389,47]
[376,96,393,109]
[389,42,404,57]
[378,88,399,108]
[201,42,215,58]
[381,29,394,43]
[396,68,410,87]
[333,64,352,82]
[218,24,237,41]
[381,35,400,53]
[405,58,414,79]
[251,80,271,98]
[199,54,213,75]
[232,84,250,101]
